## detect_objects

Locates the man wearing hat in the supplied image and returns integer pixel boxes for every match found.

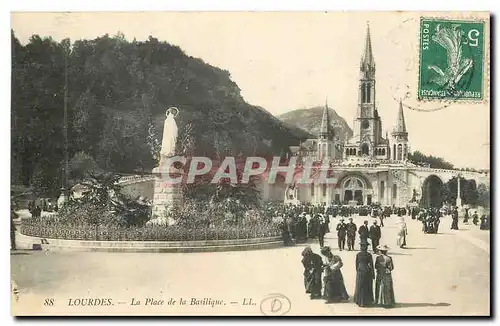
[336,218,347,251]
[369,220,382,253]
[346,217,357,251]
[451,206,459,230]
[318,214,327,247]
[358,220,369,247]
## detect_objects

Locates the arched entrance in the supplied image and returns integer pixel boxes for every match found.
[421,175,445,208]
[342,176,366,205]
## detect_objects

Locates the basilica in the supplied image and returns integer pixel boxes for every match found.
[116,26,487,210]
[285,25,424,207]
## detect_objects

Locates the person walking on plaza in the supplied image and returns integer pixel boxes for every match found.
[324,214,331,233]
[480,214,490,230]
[10,207,17,250]
[308,214,318,238]
[353,243,374,307]
[451,207,459,230]
[396,216,407,248]
[318,215,328,248]
[280,217,292,246]
[379,213,384,227]
[301,246,323,299]
[375,245,396,308]
[472,211,479,226]
[336,218,347,251]
[369,220,381,254]
[320,246,349,304]
[358,220,369,248]
[296,214,308,243]
[346,217,357,251]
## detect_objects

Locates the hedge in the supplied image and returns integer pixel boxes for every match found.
[20,221,281,241]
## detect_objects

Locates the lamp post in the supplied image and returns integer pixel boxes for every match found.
[57,41,70,208]
[456,173,462,208]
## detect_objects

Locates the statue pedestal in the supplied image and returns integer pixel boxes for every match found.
[151,162,184,225]
[284,198,300,205]
[57,189,68,208]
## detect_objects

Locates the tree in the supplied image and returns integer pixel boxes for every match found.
[68,151,101,184]
[408,151,454,169]
[11,30,304,195]
[477,183,490,208]
[445,177,479,206]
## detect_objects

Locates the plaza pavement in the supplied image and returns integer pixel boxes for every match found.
[11,214,490,316]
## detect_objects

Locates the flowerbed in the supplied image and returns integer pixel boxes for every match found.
[21,219,281,241]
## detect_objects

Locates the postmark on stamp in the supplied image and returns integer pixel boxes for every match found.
[418,18,486,101]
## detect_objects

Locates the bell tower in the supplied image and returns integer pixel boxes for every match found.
[352,23,383,157]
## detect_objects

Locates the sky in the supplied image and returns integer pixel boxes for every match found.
[10,11,491,169]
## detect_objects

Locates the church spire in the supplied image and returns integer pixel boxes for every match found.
[319,98,333,140]
[393,98,407,135]
[361,22,375,70]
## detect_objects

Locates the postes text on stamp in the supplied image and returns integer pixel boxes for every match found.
[418,18,485,101]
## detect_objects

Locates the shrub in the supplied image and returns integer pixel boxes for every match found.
[20,216,280,241]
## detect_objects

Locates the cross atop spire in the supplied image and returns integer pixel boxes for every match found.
[319,98,333,140]
[361,22,375,71]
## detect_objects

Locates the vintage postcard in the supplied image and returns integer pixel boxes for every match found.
[10,11,490,316]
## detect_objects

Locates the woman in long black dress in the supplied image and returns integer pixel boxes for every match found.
[280,217,292,246]
[375,244,396,308]
[301,246,323,299]
[354,243,374,307]
[320,246,349,303]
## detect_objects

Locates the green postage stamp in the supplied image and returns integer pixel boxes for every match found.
[418,18,486,101]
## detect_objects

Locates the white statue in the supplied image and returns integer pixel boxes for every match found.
[160,107,179,157]
[284,183,299,204]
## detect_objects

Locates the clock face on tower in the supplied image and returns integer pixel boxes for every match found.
[362,120,370,129]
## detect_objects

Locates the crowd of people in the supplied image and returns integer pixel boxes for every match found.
[414,205,491,232]
[270,200,489,309]
[273,203,405,251]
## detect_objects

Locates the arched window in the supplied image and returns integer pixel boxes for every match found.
[380,181,385,199]
[403,144,407,160]
[382,148,386,156]
[343,177,365,190]
[397,144,402,161]
[392,184,397,199]
[310,183,315,196]
[361,83,366,103]
[366,83,371,103]
[345,148,349,156]
[393,144,396,160]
